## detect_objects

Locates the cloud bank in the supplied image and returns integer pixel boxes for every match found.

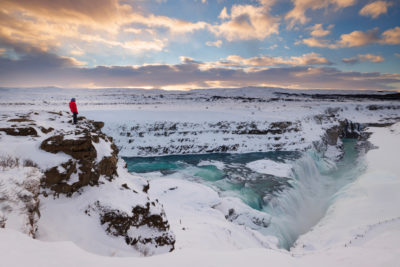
[0,53,398,90]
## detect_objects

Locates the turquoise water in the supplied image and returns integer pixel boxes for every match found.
[124,151,301,210]
[123,139,364,249]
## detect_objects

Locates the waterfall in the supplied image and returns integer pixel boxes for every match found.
[262,140,365,249]
[123,139,365,250]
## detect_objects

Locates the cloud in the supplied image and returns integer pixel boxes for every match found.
[341,57,359,64]
[0,0,211,61]
[381,26,400,44]
[0,52,399,90]
[219,7,230,20]
[130,15,208,34]
[269,44,278,49]
[212,1,279,41]
[358,53,384,63]
[221,53,331,67]
[342,53,384,64]
[395,53,400,58]
[1,0,132,32]
[302,27,400,48]
[123,39,167,52]
[308,24,333,37]
[206,40,223,48]
[337,28,380,47]
[285,0,357,28]
[302,38,334,48]
[359,1,392,19]
[1,0,210,35]
[70,48,85,56]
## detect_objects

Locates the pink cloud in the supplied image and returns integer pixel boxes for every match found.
[360,1,393,19]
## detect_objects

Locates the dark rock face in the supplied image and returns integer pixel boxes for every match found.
[0,127,38,136]
[93,121,105,130]
[367,104,400,111]
[86,201,175,253]
[325,126,341,146]
[39,127,54,134]
[325,120,363,146]
[40,125,118,196]
[98,155,118,179]
[41,135,97,160]
[7,118,35,123]
[340,120,362,139]
[42,160,77,187]
[233,121,296,135]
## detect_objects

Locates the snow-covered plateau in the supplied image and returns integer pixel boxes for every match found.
[0,87,399,266]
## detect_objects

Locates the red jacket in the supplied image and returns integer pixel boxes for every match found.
[69,100,78,113]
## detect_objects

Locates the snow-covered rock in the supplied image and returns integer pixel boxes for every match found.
[0,111,175,256]
[246,160,292,177]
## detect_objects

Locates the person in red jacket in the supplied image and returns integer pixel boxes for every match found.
[69,98,78,124]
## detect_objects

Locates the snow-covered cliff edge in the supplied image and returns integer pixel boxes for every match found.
[0,111,175,256]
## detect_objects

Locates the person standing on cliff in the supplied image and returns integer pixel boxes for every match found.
[69,98,78,124]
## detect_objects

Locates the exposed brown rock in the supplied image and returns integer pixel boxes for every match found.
[93,121,105,130]
[142,183,150,193]
[39,126,54,134]
[48,111,62,116]
[86,201,175,253]
[325,126,341,146]
[98,156,118,180]
[40,135,97,160]
[7,118,34,123]
[0,127,38,136]
[39,120,120,195]
[270,121,292,129]
[42,160,77,186]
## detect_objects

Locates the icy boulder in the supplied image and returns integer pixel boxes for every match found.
[0,111,175,256]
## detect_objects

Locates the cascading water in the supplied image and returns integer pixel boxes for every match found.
[123,139,365,250]
[261,139,366,249]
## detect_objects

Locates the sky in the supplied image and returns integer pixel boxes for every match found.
[0,0,399,91]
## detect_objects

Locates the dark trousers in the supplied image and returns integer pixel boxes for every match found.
[73,112,77,124]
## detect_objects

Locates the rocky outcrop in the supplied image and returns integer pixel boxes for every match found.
[0,127,38,136]
[40,126,118,196]
[0,111,176,255]
[324,120,363,146]
[86,201,175,254]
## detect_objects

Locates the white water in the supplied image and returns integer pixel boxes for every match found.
[124,139,366,249]
[262,141,366,249]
